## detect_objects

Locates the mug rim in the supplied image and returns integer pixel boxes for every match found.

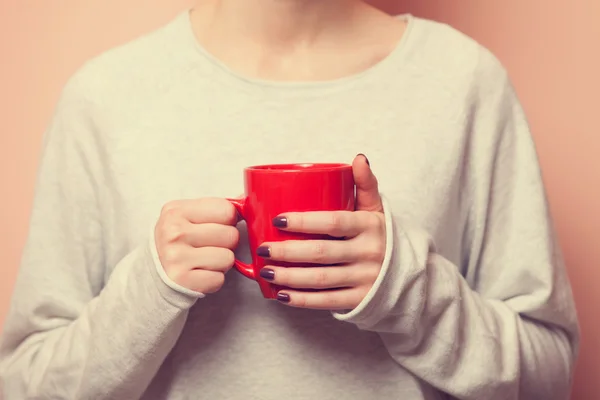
[245,163,352,173]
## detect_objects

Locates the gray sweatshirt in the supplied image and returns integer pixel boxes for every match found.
[0,10,579,400]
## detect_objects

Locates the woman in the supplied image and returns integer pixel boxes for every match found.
[0,0,579,399]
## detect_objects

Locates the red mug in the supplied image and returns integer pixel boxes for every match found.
[228,163,355,299]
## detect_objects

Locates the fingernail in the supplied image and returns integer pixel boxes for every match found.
[276,292,290,303]
[256,246,271,258]
[259,268,275,281]
[357,153,370,166]
[272,216,288,228]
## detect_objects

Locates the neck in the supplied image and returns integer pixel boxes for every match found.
[194,0,363,50]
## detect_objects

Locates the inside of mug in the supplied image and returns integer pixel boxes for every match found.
[247,163,350,172]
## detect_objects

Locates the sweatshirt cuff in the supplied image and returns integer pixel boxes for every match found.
[332,195,434,329]
[147,226,205,309]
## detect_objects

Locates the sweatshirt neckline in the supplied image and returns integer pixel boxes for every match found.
[176,8,418,93]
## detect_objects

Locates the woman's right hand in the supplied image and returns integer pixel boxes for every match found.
[154,198,240,294]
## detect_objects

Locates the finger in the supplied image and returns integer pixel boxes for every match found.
[259,240,358,264]
[259,264,379,290]
[273,210,382,238]
[275,287,369,310]
[352,154,383,212]
[179,270,225,294]
[161,198,238,225]
[183,223,240,249]
[182,246,235,272]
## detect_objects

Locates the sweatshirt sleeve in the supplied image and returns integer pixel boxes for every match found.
[0,75,202,399]
[333,49,580,400]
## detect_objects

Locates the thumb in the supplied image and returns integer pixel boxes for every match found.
[353,154,383,212]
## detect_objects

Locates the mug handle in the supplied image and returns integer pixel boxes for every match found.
[226,197,256,280]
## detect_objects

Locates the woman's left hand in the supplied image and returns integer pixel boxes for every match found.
[257,154,386,310]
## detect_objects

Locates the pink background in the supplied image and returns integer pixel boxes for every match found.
[1,1,598,397]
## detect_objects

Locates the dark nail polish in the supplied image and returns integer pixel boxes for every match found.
[272,216,288,228]
[277,292,290,303]
[357,153,370,166]
[256,246,271,258]
[259,268,275,281]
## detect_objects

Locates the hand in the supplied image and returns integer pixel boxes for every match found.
[154,198,239,293]
[257,154,386,310]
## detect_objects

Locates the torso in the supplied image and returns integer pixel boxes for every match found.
[79,10,481,399]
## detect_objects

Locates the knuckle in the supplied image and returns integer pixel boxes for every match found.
[160,246,181,267]
[363,239,385,262]
[365,264,381,283]
[163,220,186,243]
[367,212,385,231]
[326,212,343,235]
[161,201,181,216]
[331,212,343,229]
[341,267,354,285]
[294,294,307,308]
[314,269,329,288]
[313,242,329,263]
[161,208,182,224]
[323,291,339,308]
